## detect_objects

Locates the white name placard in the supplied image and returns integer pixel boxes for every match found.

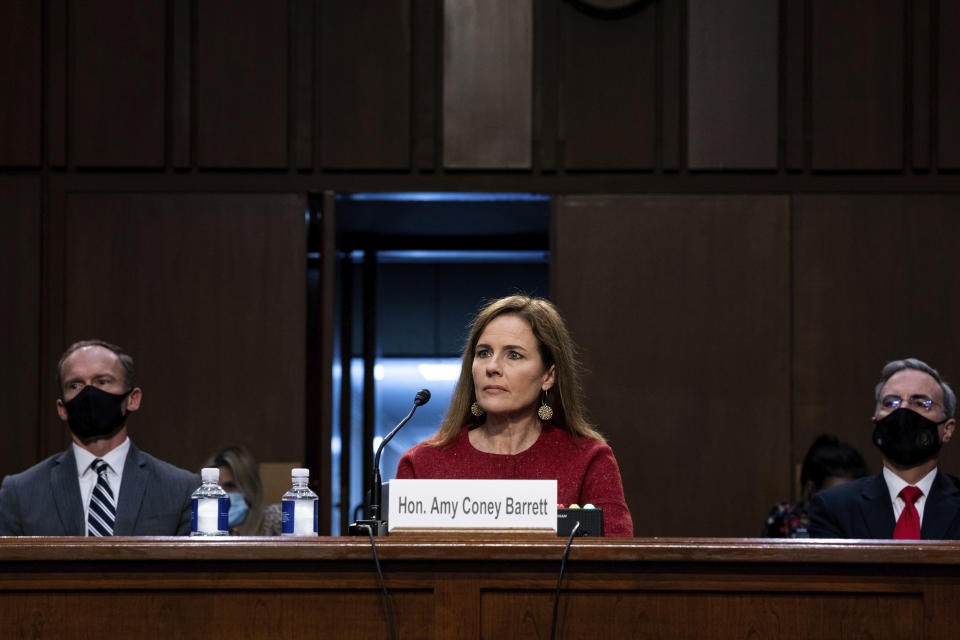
[385,479,557,533]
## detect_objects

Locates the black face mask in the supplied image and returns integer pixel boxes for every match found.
[63,386,131,440]
[872,407,946,467]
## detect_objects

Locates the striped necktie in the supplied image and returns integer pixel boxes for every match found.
[87,459,116,536]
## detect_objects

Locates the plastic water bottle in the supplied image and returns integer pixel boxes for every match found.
[190,467,229,536]
[281,468,318,536]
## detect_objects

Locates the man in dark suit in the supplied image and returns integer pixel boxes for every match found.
[0,340,199,536]
[809,358,960,539]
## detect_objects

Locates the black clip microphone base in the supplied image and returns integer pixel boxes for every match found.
[348,519,389,536]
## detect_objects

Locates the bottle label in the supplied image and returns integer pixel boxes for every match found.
[281,500,294,534]
[282,499,318,536]
[192,497,229,534]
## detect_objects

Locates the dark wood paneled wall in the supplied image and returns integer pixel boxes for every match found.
[554,195,792,536]
[0,177,41,485]
[73,0,166,167]
[0,1,42,166]
[3,0,960,536]
[687,0,778,169]
[52,193,306,470]
[793,194,960,480]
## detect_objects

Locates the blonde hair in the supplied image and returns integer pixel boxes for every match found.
[204,445,265,535]
[430,295,605,447]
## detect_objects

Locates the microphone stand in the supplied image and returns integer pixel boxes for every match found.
[349,389,430,536]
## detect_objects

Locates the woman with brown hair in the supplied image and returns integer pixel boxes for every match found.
[396,295,633,536]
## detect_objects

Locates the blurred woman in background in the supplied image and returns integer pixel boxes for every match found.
[764,433,868,537]
[204,444,281,536]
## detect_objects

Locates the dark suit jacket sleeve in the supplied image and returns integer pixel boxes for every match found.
[808,490,845,538]
[123,449,199,536]
[176,473,196,536]
[149,466,198,536]
[0,475,23,536]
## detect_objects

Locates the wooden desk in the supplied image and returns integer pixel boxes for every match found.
[2,536,959,638]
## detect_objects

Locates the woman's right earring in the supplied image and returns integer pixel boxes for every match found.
[470,401,485,418]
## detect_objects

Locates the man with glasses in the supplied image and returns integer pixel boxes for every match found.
[809,358,960,539]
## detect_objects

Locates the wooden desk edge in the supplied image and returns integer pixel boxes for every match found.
[2,536,959,564]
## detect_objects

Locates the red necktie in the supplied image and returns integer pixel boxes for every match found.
[893,486,923,540]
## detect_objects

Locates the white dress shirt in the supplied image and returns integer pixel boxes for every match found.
[883,465,937,525]
[72,437,130,535]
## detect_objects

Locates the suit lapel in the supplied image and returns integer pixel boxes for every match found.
[921,470,960,539]
[51,448,85,535]
[857,474,896,538]
[113,443,147,535]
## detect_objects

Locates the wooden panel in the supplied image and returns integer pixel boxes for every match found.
[292,0,314,170]
[443,0,532,168]
[785,0,805,169]
[553,195,791,536]
[0,0,41,166]
[4,538,960,640]
[534,0,559,171]
[72,0,165,167]
[913,0,931,170]
[793,195,960,478]
[687,0,778,169]
[48,0,67,166]
[62,193,306,474]
[810,0,904,170]
[412,0,438,170]
[3,590,433,638]
[559,2,656,169]
[660,0,681,170]
[938,0,960,168]
[39,186,68,459]
[484,591,923,639]
[320,1,411,170]
[171,0,191,168]
[0,177,41,481]
[196,0,288,168]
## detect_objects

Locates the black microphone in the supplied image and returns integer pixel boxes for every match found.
[349,389,430,536]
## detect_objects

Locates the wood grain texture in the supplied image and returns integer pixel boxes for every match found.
[72,0,165,167]
[319,1,411,169]
[0,177,41,481]
[443,0,532,168]
[687,0,778,169]
[412,0,438,170]
[486,590,923,639]
[48,0,67,166]
[534,0,559,171]
[0,0,41,166]
[785,0,806,169]
[560,2,656,169]
[938,0,960,168]
[553,195,791,537]
[1,590,433,639]
[171,0,191,168]
[196,0,288,168]
[2,538,959,640]
[5,536,960,563]
[61,193,306,474]
[810,0,904,170]
[660,0,682,170]
[292,0,314,170]
[793,194,960,480]
[913,0,931,170]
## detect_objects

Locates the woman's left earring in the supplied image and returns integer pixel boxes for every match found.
[537,392,554,421]
[470,401,485,418]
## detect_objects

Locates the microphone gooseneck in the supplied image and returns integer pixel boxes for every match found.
[350,388,430,536]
